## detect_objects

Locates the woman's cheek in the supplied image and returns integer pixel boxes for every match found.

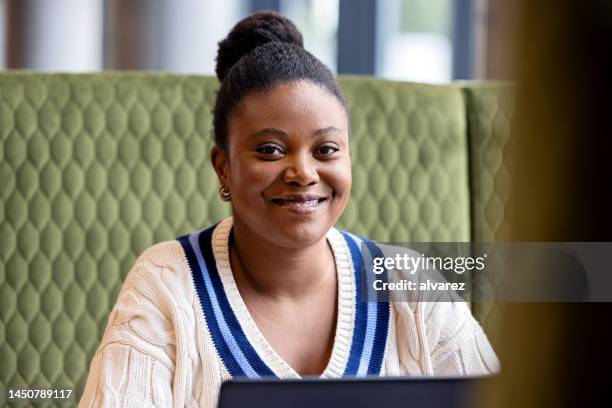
[231,159,277,192]
[329,160,352,196]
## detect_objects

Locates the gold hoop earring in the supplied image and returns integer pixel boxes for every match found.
[218,185,232,202]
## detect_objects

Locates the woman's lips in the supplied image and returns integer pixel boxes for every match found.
[270,196,328,215]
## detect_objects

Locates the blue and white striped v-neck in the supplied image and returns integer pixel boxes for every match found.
[177,217,391,379]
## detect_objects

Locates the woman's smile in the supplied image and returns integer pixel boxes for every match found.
[270,193,330,215]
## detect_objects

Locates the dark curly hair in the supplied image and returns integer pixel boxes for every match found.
[213,11,349,150]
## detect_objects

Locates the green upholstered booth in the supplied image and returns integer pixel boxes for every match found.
[0,72,513,405]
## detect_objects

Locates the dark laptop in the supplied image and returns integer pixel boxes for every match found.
[217,376,496,408]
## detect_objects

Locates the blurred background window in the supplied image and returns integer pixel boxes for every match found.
[1,0,490,82]
[378,0,453,83]
[103,0,247,73]
[4,0,104,71]
[281,0,339,73]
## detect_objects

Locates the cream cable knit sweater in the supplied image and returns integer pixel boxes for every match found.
[79,218,500,407]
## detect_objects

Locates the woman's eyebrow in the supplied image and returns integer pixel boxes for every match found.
[248,127,289,138]
[313,126,342,136]
[248,126,342,138]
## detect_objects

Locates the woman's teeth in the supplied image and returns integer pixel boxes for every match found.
[272,198,326,214]
[277,199,318,206]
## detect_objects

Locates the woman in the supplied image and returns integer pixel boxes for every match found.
[80,11,499,407]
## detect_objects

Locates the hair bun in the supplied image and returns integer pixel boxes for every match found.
[215,11,304,81]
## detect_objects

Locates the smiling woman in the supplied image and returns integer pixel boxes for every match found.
[78,11,499,408]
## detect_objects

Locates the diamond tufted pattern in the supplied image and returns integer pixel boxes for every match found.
[462,83,515,346]
[337,77,470,242]
[0,72,512,405]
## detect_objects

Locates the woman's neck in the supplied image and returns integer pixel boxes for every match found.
[230,217,336,300]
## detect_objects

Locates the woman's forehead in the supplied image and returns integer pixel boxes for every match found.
[230,81,349,133]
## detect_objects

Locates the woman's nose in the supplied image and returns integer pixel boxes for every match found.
[282,153,319,186]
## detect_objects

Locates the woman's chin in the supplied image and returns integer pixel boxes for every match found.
[270,222,331,249]
[233,206,338,249]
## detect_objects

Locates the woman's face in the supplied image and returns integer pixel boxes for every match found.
[211,80,352,249]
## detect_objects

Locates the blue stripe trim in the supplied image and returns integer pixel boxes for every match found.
[346,233,378,376]
[363,239,391,375]
[177,226,276,378]
[196,228,276,377]
[341,231,369,376]
[346,233,377,376]
[177,230,245,377]
[190,231,259,377]
[341,231,390,376]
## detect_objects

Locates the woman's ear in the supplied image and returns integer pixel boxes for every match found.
[210,145,230,186]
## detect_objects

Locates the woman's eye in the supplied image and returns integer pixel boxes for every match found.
[316,145,340,156]
[256,144,285,156]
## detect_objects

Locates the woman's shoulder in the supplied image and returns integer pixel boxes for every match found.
[120,234,202,302]
[129,239,188,280]
[133,221,223,274]
[125,220,228,291]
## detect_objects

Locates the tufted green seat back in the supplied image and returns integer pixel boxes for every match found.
[0,72,512,404]
[338,77,470,241]
[463,83,515,345]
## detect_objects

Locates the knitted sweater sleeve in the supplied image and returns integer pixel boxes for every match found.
[423,299,500,376]
[79,242,196,407]
[393,298,500,376]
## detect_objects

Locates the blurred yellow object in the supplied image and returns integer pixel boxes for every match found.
[485,0,612,406]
